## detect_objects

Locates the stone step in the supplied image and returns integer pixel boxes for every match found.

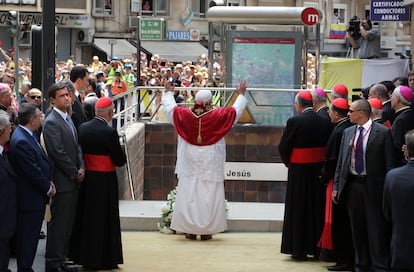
[119,200,284,232]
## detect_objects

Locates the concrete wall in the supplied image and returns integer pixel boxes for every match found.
[143,122,288,203]
[118,122,145,200]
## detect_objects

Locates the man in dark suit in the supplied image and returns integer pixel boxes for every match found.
[43,81,85,272]
[8,103,56,272]
[311,88,330,120]
[0,110,16,272]
[69,66,89,130]
[383,129,414,271]
[390,85,414,165]
[279,91,332,260]
[368,83,395,125]
[333,99,396,272]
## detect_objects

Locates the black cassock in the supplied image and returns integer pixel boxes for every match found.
[279,109,332,258]
[320,117,354,265]
[70,117,126,269]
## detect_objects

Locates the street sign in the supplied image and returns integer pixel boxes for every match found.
[108,39,117,45]
[140,18,163,40]
[371,0,411,21]
[301,7,320,26]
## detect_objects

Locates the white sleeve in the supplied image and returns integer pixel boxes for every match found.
[232,94,248,123]
[161,91,177,123]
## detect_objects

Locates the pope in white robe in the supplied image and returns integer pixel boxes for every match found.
[162,80,248,240]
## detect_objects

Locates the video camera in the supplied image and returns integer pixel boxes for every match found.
[347,16,361,40]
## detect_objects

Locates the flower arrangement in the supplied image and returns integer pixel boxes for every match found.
[157,187,177,234]
[157,186,230,234]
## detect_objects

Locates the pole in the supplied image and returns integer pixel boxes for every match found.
[136,16,141,118]
[42,0,55,110]
[13,11,19,98]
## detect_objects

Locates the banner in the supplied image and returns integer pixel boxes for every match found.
[319,57,409,95]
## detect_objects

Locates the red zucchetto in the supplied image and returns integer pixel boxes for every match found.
[368,98,383,110]
[332,98,349,110]
[95,97,113,109]
[332,84,348,97]
[298,90,313,102]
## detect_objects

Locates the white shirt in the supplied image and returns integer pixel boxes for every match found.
[350,119,373,175]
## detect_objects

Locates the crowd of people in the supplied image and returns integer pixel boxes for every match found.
[0,47,224,120]
[2,43,414,272]
[0,61,128,271]
[0,46,227,272]
[279,77,414,272]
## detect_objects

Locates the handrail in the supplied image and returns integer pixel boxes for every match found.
[112,86,309,134]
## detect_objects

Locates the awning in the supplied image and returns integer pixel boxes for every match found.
[140,41,207,63]
[93,38,137,61]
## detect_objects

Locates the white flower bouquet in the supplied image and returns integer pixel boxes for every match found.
[157,186,177,234]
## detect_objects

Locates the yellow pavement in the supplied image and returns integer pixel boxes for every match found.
[109,231,334,272]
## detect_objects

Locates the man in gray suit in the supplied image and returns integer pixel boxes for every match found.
[383,129,414,271]
[43,81,85,272]
[333,99,396,272]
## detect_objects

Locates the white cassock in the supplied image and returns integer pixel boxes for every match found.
[162,91,247,235]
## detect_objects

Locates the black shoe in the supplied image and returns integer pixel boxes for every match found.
[327,264,354,271]
[58,265,78,272]
[185,233,197,240]
[291,254,308,261]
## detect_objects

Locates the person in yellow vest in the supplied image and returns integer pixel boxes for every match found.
[105,57,122,97]
[122,65,136,90]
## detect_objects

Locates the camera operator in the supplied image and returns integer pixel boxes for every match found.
[348,19,381,59]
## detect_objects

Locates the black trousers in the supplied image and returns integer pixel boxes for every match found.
[45,190,79,270]
[332,197,354,266]
[345,179,391,272]
[16,209,44,272]
[0,239,11,272]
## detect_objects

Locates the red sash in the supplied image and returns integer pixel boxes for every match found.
[318,179,334,250]
[83,154,116,172]
[290,147,326,164]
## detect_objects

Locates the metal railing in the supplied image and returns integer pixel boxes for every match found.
[112,86,302,200]
[112,86,304,134]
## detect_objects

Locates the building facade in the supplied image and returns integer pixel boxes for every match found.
[0,0,411,64]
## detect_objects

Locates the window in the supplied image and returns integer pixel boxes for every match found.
[142,0,153,16]
[365,5,370,20]
[0,0,36,3]
[93,0,114,17]
[333,3,348,24]
[140,0,169,17]
[192,0,207,18]
[56,0,87,9]
[228,0,244,6]
[192,0,245,18]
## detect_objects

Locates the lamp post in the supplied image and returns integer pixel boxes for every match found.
[108,39,117,60]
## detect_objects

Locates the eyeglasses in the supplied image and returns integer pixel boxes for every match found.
[30,96,42,100]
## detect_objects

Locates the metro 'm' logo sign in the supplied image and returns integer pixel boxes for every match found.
[301,7,321,26]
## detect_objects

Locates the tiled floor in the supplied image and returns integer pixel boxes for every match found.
[9,202,335,272]
[10,232,334,272]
